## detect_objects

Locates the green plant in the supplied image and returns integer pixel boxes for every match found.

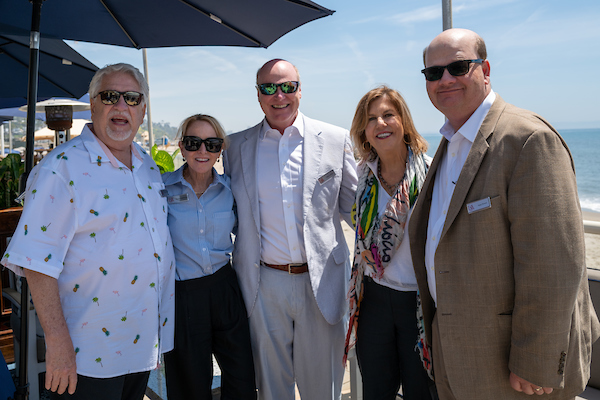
[151,144,180,174]
[0,154,24,209]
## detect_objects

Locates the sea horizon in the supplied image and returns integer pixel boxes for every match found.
[421,127,600,216]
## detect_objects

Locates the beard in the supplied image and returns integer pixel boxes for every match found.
[106,126,133,142]
[105,112,134,142]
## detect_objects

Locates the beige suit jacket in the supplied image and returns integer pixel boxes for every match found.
[409,95,600,399]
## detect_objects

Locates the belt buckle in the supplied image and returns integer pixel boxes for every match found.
[288,263,303,274]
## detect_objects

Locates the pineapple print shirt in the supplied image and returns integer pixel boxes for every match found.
[1,125,176,378]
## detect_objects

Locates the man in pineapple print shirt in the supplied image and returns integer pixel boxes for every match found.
[1,63,175,400]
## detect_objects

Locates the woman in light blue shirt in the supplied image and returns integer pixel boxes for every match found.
[162,114,256,400]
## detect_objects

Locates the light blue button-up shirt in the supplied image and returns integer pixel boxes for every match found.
[163,165,235,281]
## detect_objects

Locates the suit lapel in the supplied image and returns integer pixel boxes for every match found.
[441,95,507,239]
[240,125,261,234]
[302,117,324,221]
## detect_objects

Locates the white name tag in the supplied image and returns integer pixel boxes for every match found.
[466,197,491,214]
[167,193,189,204]
[318,170,335,185]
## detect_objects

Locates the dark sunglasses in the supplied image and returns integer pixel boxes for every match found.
[97,90,144,106]
[421,59,484,81]
[181,136,224,153]
[257,81,299,95]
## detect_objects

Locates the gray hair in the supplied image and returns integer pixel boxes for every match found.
[88,63,149,105]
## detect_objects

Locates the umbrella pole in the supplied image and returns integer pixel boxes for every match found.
[16,1,44,399]
[442,0,453,30]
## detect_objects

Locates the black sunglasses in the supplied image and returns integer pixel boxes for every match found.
[97,90,144,106]
[257,81,299,95]
[421,59,484,81]
[181,136,224,153]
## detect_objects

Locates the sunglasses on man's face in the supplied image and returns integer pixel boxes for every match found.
[181,136,224,153]
[421,59,484,82]
[257,81,299,96]
[97,90,144,106]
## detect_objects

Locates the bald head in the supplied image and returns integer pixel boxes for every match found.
[422,29,491,131]
[423,29,487,67]
[256,59,300,85]
[255,59,302,134]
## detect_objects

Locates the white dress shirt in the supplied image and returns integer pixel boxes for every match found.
[425,91,496,305]
[257,112,306,264]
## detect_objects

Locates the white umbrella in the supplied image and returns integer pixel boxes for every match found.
[34,119,89,141]
[19,98,90,113]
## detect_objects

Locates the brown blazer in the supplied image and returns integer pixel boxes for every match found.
[409,95,600,399]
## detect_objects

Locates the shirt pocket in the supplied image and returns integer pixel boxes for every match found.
[212,210,235,250]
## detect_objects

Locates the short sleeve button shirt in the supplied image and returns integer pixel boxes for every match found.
[1,125,176,378]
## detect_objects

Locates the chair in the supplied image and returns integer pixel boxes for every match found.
[2,271,46,400]
[0,207,46,400]
[347,345,363,400]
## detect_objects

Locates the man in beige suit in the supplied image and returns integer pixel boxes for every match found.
[409,28,600,399]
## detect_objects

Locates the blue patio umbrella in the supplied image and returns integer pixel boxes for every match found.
[0,34,98,107]
[0,0,333,49]
[0,1,334,399]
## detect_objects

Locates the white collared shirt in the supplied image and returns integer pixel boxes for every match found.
[1,125,176,378]
[257,112,306,264]
[425,91,496,305]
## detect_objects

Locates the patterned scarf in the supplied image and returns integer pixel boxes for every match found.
[343,148,432,379]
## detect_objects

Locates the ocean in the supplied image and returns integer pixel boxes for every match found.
[421,128,600,213]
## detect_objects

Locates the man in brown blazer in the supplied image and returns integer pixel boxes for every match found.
[409,28,600,399]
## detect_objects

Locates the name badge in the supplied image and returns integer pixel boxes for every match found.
[318,170,335,185]
[466,197,491,214]
[167,193,189,204]
[159,189,169,198]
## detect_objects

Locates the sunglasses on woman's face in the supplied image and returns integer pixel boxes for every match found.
[181,136,223,153]
[256,81,299,95]
[97,90,144,106]
[421,59,483,81]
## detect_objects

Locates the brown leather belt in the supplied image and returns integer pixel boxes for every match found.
[260,261,308,274]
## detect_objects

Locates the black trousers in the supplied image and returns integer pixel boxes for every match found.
[356,277,435,400]
[164,263,256,400]
[50,371,150,400]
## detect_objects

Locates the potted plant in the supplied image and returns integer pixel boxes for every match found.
[0,153,24,210]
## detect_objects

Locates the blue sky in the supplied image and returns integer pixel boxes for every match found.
[68,0,600,135]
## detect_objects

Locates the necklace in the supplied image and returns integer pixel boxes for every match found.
[377,158,402,193]
[184,167,212,198]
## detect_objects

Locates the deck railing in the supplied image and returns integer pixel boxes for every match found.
[585,220,600,235]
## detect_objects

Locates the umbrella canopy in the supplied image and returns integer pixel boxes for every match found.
[0,0,334,49]
[0,94,92,121]
[34,118,89,141]
[18,98,90,113]
[0,34,98,106]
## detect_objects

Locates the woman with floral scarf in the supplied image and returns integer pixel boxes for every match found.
[345,86,435,399]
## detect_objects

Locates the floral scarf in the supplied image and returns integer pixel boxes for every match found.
[343,148,433,379]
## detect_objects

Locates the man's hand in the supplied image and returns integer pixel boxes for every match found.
[510,372,553,395]
[44,334,78,394]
